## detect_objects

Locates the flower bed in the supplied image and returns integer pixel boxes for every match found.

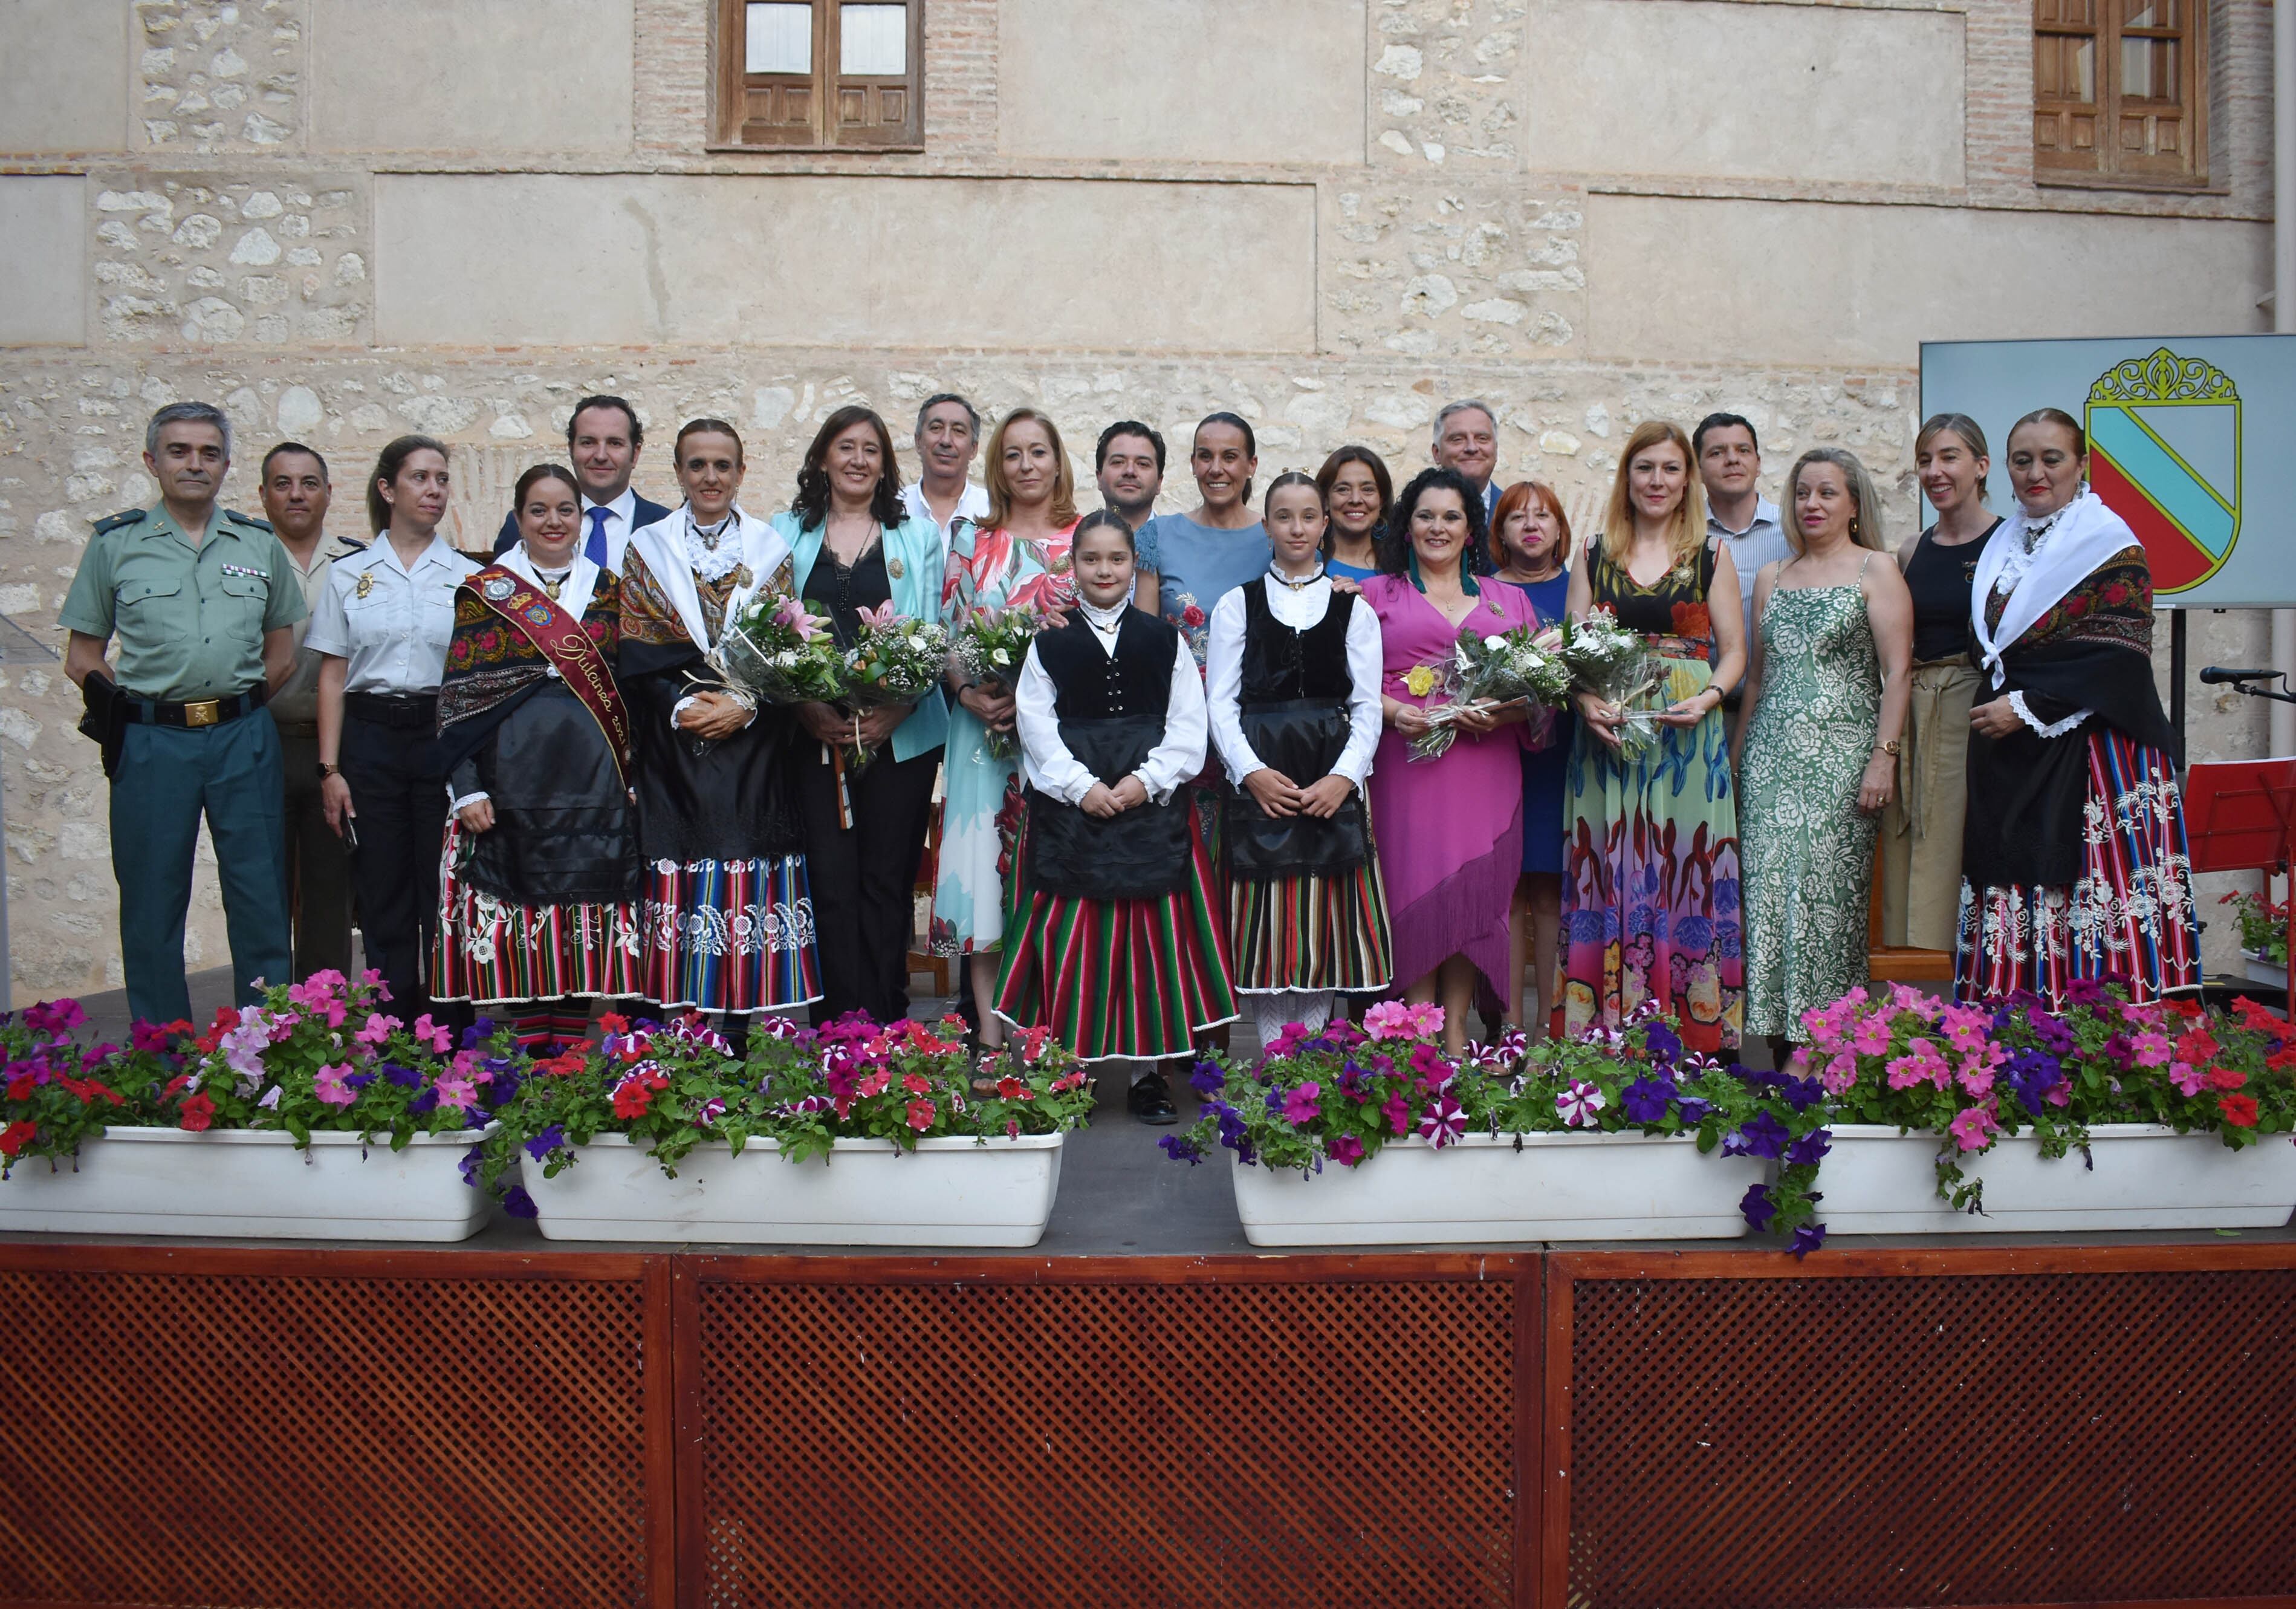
[0,975,513,1240]
[1801,982,2296,1232]
[1161,1003,1832,1251]
[479,1013,1092,1246]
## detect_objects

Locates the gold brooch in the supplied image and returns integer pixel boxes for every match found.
[733,564,753,590]
[354,571,374,599]
[887,555,906,581]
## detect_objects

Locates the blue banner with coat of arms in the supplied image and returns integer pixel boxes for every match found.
[1921,333,2295,609]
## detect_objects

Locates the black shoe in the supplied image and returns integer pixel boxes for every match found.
[1127,1071,1178,1125]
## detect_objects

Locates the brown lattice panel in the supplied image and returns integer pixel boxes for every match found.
[0,1246,672,1609]
[1549,1248,2296,1608]
[679,1255,1532,1608]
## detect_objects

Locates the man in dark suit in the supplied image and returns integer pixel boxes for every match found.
[491,394,669,573]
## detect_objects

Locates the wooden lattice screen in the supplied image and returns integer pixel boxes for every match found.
[676,1253,1537,1608]
[1548,1247,2296,1608]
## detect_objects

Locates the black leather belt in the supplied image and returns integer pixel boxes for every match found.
[346,691,439,729]
[124,683,267,728]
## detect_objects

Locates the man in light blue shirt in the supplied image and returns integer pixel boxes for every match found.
[1696,412,1790,712]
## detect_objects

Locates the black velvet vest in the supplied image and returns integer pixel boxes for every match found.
[1225,580,1370,880]
[1025,608,1193,900]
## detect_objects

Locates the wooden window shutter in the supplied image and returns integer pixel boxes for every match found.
[2032,0,2207,187]
[715,0,923,151]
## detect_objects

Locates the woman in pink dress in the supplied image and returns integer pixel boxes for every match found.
[1362,467,1548,1053]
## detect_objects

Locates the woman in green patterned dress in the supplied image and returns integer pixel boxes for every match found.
[1735,447,1912,1057]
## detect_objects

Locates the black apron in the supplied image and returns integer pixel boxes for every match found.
[1224,580,1369,880]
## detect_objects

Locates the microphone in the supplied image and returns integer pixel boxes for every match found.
[2199,666,2280,684]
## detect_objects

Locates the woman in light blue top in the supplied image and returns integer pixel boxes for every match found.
[770,405,949,1024]
[1317,444,1392,583]
[1137,412,1273,668]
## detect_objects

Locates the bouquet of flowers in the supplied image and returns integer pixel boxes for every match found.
[837,600,952,766]
[951,602,1044,759]
[1405,623,1574,761]
[1554,605,1666,762]
[709,592,848,709]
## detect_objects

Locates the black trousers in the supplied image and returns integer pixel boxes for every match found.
[340,709,449,1012]
[796,739,940,1026]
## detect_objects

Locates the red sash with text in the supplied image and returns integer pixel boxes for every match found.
[466,565,632,781]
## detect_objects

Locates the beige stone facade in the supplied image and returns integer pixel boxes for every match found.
[0,0,2278,998]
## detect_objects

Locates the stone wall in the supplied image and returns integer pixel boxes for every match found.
[0,0,2280,998]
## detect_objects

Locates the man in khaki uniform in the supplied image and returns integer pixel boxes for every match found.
[60,401,305,1024]
[259,441,364,981]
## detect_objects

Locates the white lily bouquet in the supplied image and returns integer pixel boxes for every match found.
[1555,605,1665,762]
[841,600,952,767]
[950,602,1044,760]
[1406,623,1575,762]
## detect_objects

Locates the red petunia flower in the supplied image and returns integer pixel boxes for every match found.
[2205,1065,2247,1093]
[2218,1093,2260,1128]
[905,1097,936,1132]
[178,1092,216,1133]
[901,1072,930,1096]
[5,1072,33,1102]
[0,1120,34,1159]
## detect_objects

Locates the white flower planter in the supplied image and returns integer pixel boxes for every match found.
[0,1126,495,1241]
[1227,1131,1764,1247]
[519,1131,1066,1246]
[2240,949,2288,989]
[1821,1123,2296,1234]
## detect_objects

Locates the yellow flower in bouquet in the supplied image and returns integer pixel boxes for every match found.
[1403,664,1439,699]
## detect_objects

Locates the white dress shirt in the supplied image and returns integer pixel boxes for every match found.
[304,531,480,694]
[1707,496,1791,640]
[902,480,991,549]
[1015,600,1208,805]
[1204,571,1384,790]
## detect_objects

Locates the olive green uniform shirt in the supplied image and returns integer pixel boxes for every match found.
[58,502,307,702]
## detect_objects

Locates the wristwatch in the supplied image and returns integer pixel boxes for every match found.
[317,761,340,778]
[1873,739,1901,756]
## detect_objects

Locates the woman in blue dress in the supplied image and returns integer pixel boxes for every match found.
[1492,480,1574,1035]
[1316,445,1392,583]
[1137,412,1273,666]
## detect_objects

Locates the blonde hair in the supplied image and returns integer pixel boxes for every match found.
[1783,447,1886,555]
[1601,420,1704,568]
[982,407,1080,530]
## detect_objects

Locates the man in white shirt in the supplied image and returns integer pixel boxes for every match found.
[1432,400,1501,571]
[1695,412,1791,710]
[492,394,670,573]
[902,392,990,542]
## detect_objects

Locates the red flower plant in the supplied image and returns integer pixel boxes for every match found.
[0,1120,34,1159]
[178,1091,216,1133]
[2219,1092,2261,1128]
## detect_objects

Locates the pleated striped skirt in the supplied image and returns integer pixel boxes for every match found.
[432,823,644,1006]
[1225,857,1395,996]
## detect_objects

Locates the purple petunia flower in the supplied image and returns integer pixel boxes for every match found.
[1722,1111,1790,1160]
[458,1145,484,1187]
[1675,1096,1710,1124]
[1159,1134,1205,1166]
[1789,1223,1827,1258]
[1620,1076,1675,1125]
[1783,1128,1832,1168]
[1777,1075,1826,1113]
[461,1018,496,1050]
[344,1070,376,1091]
[381,1063,421,1089]
[502,1185,538,1220]
[1643,1022,1683,1064]
[1189,1060,1225,1099]
[409,1087,438,1115]
[1740,1182,1777,1232]
[525,1124,566,1161]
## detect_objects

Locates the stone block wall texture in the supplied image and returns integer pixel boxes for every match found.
[0,0,2278,996]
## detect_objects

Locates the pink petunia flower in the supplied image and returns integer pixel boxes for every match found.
[1328,1134,1366,1166]
[1360,1001,1415,1042]
[1886,1038,1950,1091]
[1819,1051,1860,1095]
[1939,1004,1991,1055]
[2129,1031,2173,1068]
[1281,1082,1323,1125]
[1948,1106,2000,1152]
[1416,1094,1466,1147]
[1381,1091,1411,1137]
[313,1062,357,1108]
[1850,1014,1894,1056]
[2169,1060,2206,1096]
[1555,1079,1607,1128]
[355,1013,401,1047]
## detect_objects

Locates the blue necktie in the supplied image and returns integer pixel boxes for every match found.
[585,506,610,568]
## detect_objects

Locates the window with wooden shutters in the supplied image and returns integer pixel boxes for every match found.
[2034,0,2207,187]
[714,0,923,151]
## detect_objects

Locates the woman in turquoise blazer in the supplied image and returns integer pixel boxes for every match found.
[770,405,950,1024]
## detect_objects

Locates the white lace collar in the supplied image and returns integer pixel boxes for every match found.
[683,507,744,583]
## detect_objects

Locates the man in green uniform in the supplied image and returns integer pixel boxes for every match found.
[60,401,306,1024]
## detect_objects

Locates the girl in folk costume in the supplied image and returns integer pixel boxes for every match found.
[1958,408,2199,1007]
[933,407,1081,1052]
[996,511,1238,1123]
[1205,473,1393,1045]
[618,419,822,1021]
[433,465,641,1051]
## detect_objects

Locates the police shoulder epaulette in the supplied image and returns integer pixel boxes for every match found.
[224,509,274,532]
[91,509,148,536]
[333,534,369,554]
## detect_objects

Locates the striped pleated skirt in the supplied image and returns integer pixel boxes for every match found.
[432,823,644,1006]
[994,814,1239,1064]
[1954,728,2200,1009]
[1225,856,1395,996]
[638,854,823,1016]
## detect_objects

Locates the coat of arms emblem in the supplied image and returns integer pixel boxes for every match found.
[2085,345,2241,594]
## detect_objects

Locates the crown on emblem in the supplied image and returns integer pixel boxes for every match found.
[2089,345,2239,405]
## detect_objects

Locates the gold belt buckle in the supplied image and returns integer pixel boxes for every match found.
[183,698,221,727]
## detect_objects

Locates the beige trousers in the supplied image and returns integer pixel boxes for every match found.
[1879,660,1982,951]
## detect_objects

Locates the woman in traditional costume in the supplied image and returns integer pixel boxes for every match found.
[1957,408,2199,1006]
[1361,467,1546,1056]
[1560,420,1748,1052]
[1206,473,1392,1045]
[433,464,641,1051]
[933,407,1080,1050]
[618,419,821,1022]
[997,510,1237,1123]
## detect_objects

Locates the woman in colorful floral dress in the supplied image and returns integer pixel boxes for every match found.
[932,407,1079,1050]
[1560,419,1748,1052]
[1958,407,2199,1006]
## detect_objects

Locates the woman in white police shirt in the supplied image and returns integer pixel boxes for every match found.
[312,434,481,1011]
